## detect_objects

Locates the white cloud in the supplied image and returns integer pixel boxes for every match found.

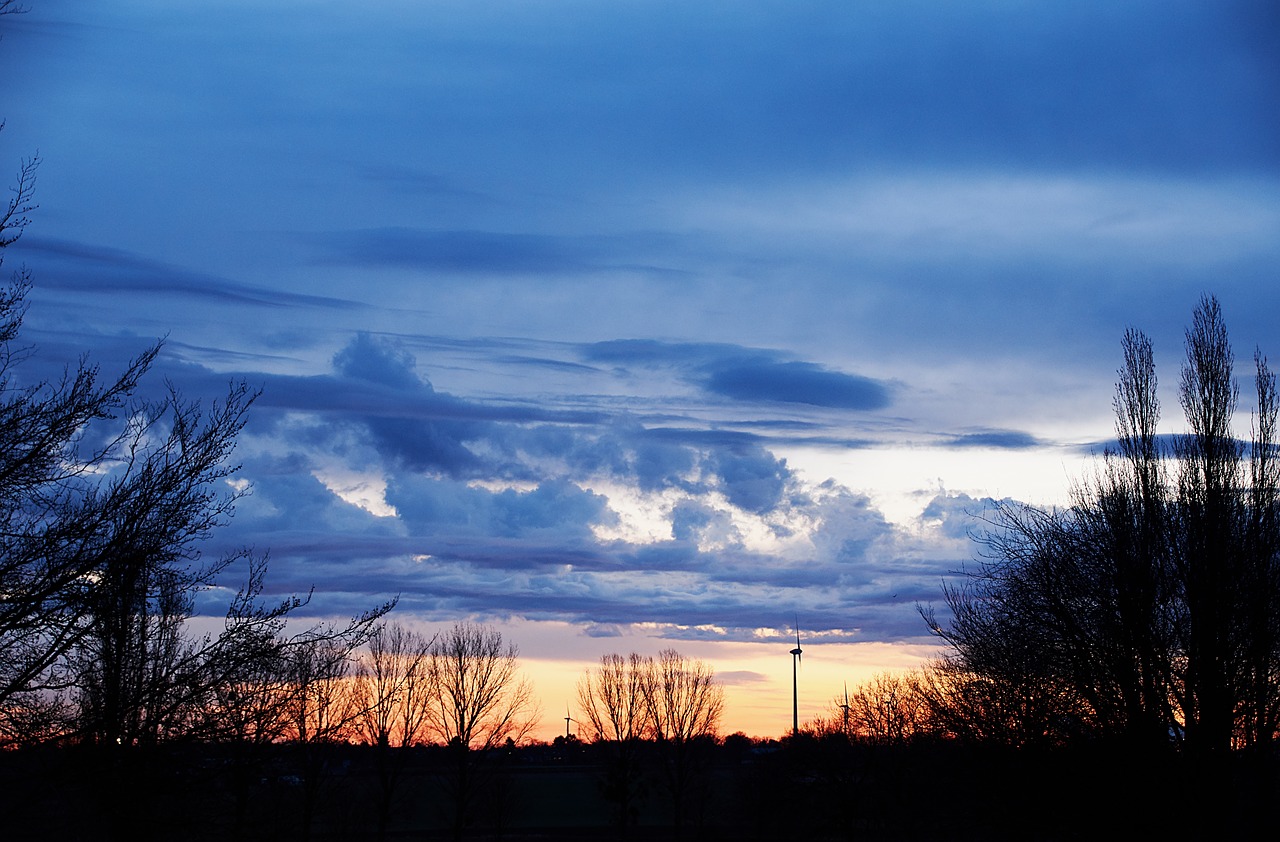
[311,466,398,518]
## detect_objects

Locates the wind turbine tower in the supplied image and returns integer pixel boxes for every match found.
[790,624,803,735]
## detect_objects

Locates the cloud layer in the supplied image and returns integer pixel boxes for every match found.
[3,1,1278,656]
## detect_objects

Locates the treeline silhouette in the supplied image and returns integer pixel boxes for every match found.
[914,295,1280,838]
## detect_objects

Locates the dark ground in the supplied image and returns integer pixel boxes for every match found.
[2,735,1276,841]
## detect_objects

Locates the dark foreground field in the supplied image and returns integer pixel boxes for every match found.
[2,736,1276,841]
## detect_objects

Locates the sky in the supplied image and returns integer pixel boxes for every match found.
[2,0,1278,739]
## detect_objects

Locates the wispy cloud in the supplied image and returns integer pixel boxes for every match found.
[22,237,365,310]
[585,340,892,411]
[945,430,1042,450]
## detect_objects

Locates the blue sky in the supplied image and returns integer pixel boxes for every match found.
[2,1,1278,734]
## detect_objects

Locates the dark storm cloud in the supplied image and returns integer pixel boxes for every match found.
[630,436,699,494]
[669,500,718,543]
[290,333,575,476]
[213,334,811,528]
[148,332,857,521]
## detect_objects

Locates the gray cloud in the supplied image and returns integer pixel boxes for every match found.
[585,340,892,411]
[21,236,364,311]
[703,360,890,410]
[708,446,792,515]
[945,430,1042,450]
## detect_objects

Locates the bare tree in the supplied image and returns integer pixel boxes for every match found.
[1242,349,1280,750]
[283,630,364,842]
[356,623,435,748]
[191,563,305,834]
[577,652,652,832]
[426,621,537,839]
[644,649,723,744]
[0,283,159,737]
[578,651,651,744]
[352,622,435,840]
[643,649,723,833]
[426,621,537,750]
[72,382,258,747]
[844,672,929,744]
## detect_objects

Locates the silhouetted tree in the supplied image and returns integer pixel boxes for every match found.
[817,671,929,745]
[283,622,393,842]
[352,622,435,840]
[0,280,159,740]
[577,651,653,833]
[426,621,537,840]
[71,382,257,746]
[0,119,179,749]
[196,571,299,835]
[926,295,1280,766]
[643,648,723,833]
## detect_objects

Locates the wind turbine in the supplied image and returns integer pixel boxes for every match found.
[839,683,851,737]
[564,704,574,740]
[790,620,803,736]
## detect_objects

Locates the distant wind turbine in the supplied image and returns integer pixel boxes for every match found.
[790,620,803,736]
[564,704,574,739]
[839,683,851,736]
